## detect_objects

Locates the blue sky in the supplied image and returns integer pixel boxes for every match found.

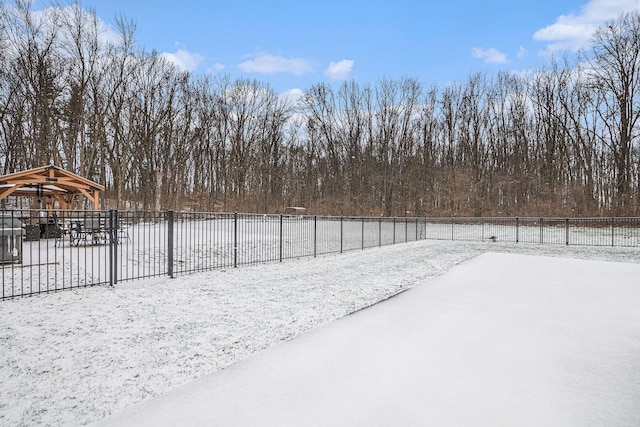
[35,0,640,94]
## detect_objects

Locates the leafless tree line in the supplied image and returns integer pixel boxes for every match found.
[1,2,639,216]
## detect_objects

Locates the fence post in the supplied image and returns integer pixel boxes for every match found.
[451,217,454,241]
[279,214,283,262]
[361,217,365,250]
[393,217,396,244]
[340,216,343,254]
[109,210,115,286]
[378,216,382,247]
[540,217,544,244]
[611,217,615,247]
[424,217,428,240]
[405,217,408,243]
[233,212,238,268]
[516,217,519,243]
[415,218,418,241]
[167,210,174,278]
[113,209,119,285]
[565,218,569,245]
[314,215,317,257]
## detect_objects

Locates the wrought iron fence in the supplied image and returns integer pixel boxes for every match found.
[424,217,640,247]
[1,211,639,300]
[0,210,429,299]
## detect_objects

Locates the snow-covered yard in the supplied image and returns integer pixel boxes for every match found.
[0,240,639,426]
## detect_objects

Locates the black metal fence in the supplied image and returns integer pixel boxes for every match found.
[424,217,640,247]
[1,211,639,300]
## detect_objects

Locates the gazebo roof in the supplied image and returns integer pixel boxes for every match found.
[0,165,104,210]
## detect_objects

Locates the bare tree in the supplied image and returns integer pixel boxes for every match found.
[2,3,639,216]
[101,15,140,209]
[300,83,343,209]
[583,11,640,213]
[1,1,64,168]
[336,80,369,213]
[55,2,105,179]
[414,85,440,214]
[371,77,421,216]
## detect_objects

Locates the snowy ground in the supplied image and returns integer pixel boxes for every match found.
[0,240,639,426]
[98,253,640,427]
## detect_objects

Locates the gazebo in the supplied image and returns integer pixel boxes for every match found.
[0,164,104,211]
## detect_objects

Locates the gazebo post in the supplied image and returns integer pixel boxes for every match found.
[65,194,74,211]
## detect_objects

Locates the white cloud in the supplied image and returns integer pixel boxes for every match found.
[279,88,304,105]
[517,46,527,59]
[471,47,509,64]
[324,59,355,80]
[533,0,640,52]
[206,63,225,74]
[161,48,204,72]
[238,52,313,75]
[30,5,120,48]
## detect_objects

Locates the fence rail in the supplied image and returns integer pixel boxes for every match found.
[1,211,639,300]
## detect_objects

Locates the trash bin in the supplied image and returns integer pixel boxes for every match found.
[0,212,24,263]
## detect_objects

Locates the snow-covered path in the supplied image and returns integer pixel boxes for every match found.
[1,240,639,426]
[97,253,640,427]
